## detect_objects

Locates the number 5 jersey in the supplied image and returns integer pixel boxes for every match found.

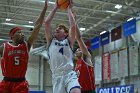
[1,41,29,78]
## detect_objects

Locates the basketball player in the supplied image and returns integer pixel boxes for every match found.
[74,24,96,93]
[44,0,81,93]
[0,0,48,93]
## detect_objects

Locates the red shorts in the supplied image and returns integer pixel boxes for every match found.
[0,80,29,93]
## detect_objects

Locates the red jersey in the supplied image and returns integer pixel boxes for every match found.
[1,41,29,78]
[75,58,96,91]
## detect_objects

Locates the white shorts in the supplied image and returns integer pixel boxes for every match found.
[52,70,80,93]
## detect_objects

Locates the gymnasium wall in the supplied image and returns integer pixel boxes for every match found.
[94,17,140,92]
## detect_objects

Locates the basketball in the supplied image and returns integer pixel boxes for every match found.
[57,0,70,10]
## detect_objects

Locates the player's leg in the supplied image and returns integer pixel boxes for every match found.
[66,71,81,93]
[12,81,29,93]
[53,76,67,93]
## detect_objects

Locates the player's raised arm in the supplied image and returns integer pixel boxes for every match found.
[67,0,76,47]
[75,23,93,66]
[44,2,58,44]
[27,0,48,50]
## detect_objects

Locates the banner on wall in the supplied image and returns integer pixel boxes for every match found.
[131,18,140,42]
[118,48,128,77]
[90,36,100,50]
[111,26,122,41]
[97,84,134,93]
[110,51,119,79]
[102,52,110,80]
[100,32,110,46]
[122,18,136,37]
[129,46,139,75]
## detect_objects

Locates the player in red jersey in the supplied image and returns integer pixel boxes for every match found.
[74,24,96,93]
[0,0,48,93]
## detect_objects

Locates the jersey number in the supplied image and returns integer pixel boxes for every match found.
[14,56,20,65]
[59,47,64,55]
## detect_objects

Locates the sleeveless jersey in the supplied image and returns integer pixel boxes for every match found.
[0,41,29,78]
[48,38,74,76]
[75,58,96,91]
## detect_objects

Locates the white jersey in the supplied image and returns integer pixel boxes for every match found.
[47,38,74,76]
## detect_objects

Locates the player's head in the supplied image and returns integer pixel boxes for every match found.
[10,27,25,43]
[75,48,82,58]
[75,48,92,59]
[54,24,69,40]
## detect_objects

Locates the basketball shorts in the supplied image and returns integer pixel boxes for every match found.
[0,80,29,93]
[52,70,81,93]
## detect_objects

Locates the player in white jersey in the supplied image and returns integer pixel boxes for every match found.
[44,0,81,93]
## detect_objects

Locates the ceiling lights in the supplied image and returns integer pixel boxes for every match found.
[29,21,33,24]
[115,4,122,9]
[100,31,107,35]
[5,18,11,21]
[41,0,55,4]
[79,27,86,31]
[127,17,134,21]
